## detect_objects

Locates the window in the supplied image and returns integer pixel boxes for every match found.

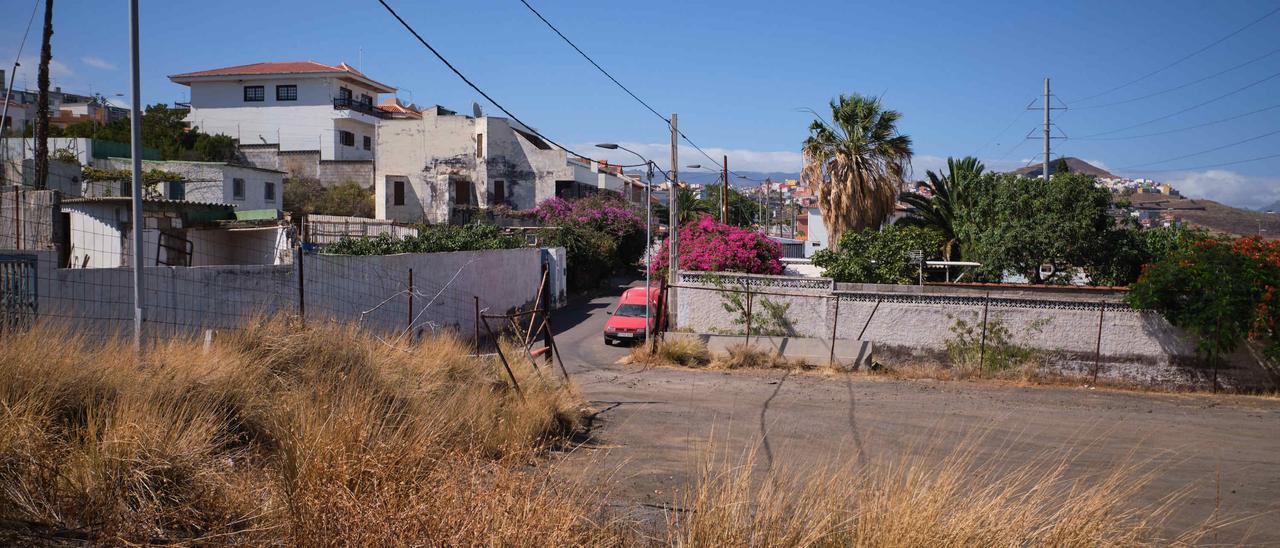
[476,133,484,158]
[243,85,264,102]
[492,180,505,205]
[167,182,185,201]
[338,86,352,102]
[393,179,405,206]
[264,182,276,202]
[339,130,355,147]
[276,84,297,101]
[453,179,471,207]
[359,93,372,106]
[232,178,245,200]
[362,135,371,150]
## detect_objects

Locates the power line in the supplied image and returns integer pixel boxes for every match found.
[1074,45,1280,110]
[1135,152,1280,172]
[1074,102,1280,141]
[1118,128,1280,170]
[515,0,740,178]
[1070,4,1280,105]
[373,0,599,163]
[1075,69,1280,138]
[971,101,1032,157]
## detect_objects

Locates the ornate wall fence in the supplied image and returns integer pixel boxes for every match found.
[674,271,1276,390]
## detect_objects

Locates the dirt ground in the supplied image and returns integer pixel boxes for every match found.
[551,279,1280,544]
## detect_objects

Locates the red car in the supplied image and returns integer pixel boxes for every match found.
[603,286,662,345]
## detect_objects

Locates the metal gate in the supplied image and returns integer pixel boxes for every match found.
[0,254,37,332]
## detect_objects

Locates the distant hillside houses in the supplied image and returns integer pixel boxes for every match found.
[1097,176,1181,197]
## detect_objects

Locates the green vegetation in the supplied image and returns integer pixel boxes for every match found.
[944,313,1049,373]
[1129,236,1280,370]
[324,223,524,255]
[899,156,985,260]
[284,179,375,218]
[707,275,797,337]
[812,224,945,284]
[41,103,237,162]
[802,93,913,247]
[535,193,646,290]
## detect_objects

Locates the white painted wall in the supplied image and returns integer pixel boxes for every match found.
[65,204,124,268]
[102,158,284,210]
[25,246,567,341]
[805,208,828,256]
[182,75,380,161]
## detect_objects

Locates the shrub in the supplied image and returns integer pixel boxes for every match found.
[284,179,375,218]
[944,313,1049,374]
[1129,236,1280,365]
[535,193,646,290]
[324,223,523,255]
[812,224,944,284]
[651,216,783,278]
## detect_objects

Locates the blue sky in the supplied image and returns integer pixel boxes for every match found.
[4,0,1279,207]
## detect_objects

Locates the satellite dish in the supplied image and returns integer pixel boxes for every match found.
[472,102,483,118]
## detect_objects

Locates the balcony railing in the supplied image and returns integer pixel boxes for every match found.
[333,97,392,119]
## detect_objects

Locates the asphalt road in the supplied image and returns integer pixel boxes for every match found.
[552,278,1280,543]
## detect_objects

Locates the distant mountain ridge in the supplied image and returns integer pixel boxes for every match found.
[1010,157,1115,179]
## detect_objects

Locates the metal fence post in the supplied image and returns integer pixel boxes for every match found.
[828,296,840,366]
[407,268,414,333]
[473,296,481,353]
[744,285,753,344]
[1092,301,1106,384]
[296,242,305,325]
[978,293,990,370]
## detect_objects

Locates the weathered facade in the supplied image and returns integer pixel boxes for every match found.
[374,108,633,224]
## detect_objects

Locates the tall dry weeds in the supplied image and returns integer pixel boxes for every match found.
[0,318,608,545]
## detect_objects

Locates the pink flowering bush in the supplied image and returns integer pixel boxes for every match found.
[651,216,783,277]
[534,193,646,289]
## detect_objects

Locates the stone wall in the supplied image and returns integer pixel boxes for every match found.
[674,272,1277,391]
[238,144,372,187]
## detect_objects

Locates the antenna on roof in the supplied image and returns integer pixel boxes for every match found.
[472,101,483,118]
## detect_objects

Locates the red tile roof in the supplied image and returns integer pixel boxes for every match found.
[169,61,393,92]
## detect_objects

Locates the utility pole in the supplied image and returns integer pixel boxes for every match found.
[1027,77,1065,181]
[128,0,144,349]
[1042,77,1050,182]
[721,154,728,223]
[668,113,679,327]
[33,0,53,190]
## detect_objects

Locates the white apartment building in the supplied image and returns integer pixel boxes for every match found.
[375,107,637,224]
[168,61,395,163]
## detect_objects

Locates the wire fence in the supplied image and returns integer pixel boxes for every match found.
[0,164,560,346]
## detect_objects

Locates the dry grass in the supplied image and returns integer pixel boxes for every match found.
[0,318,613,545]
[668,443,1212,547]
[629,336,712,368]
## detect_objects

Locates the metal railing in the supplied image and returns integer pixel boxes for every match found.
[332,97,392,119]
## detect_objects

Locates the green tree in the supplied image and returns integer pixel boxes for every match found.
[801,93,913,247]
[958,172,1115,284]
[898,156,986,260]
[811,224,944,284]
[698,183,757,226]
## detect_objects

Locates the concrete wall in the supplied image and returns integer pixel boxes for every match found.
[238,145,371,187]
[16,246,565,341]
[674,271,1276,391]
[0,188,61,252]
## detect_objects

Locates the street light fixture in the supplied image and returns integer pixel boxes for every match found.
[596,143,657,345]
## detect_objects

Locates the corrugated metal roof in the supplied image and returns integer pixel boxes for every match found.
[61,196,233,208]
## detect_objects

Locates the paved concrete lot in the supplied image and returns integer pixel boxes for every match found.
[552,279,1280,543]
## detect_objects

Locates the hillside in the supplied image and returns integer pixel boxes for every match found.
[1126,192,1280,239]
[1012,157,1115,179]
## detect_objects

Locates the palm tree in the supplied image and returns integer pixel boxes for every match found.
[899,156,985,260]
[675,187,710,224]
[801,93,913,248]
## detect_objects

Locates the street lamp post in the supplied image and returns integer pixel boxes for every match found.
[596,143,656,344]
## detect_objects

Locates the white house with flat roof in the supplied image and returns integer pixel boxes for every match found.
[168,61,395,163]
[374,107,635,224]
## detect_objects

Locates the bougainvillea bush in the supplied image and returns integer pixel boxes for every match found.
[651,216,783,278]
[1129,235,1280,366]
[535,193,646,289]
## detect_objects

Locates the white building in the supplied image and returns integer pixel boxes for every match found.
[99,158,286,212]
[374,107,634,224]
[805,207,828,257]
[61,198,291,269]
[168,61,395,163]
